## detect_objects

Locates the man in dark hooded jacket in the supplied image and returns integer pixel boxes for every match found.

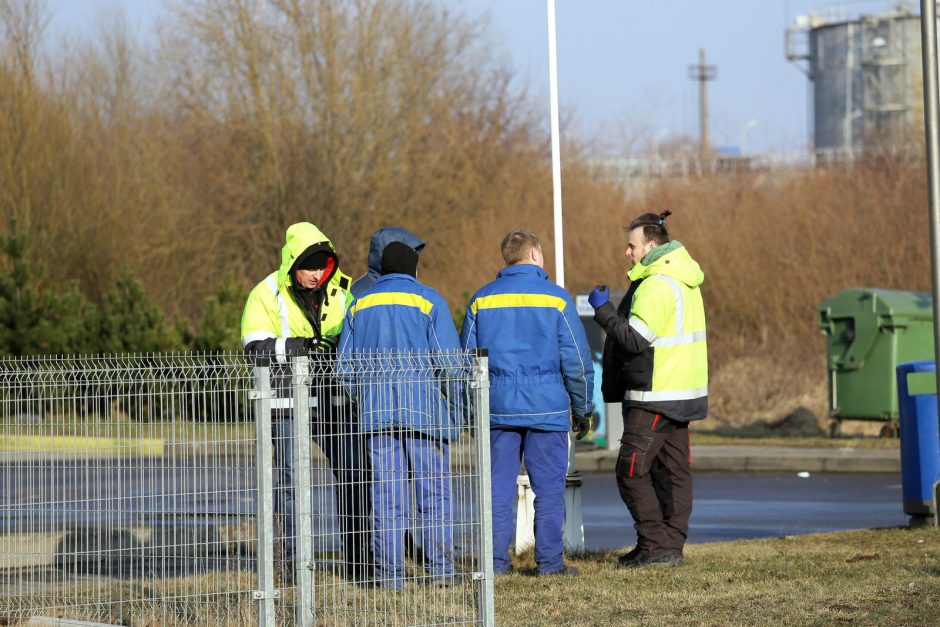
[351,227,425,298]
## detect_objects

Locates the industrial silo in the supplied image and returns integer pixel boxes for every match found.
[788,3,929,157]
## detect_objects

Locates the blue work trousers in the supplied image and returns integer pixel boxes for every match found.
[368,432,454,588]
[490,427,568,574]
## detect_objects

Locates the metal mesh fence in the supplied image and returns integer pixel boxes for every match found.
[0,351,492,626]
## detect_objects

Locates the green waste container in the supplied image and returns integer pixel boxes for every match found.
[818,288,934,428]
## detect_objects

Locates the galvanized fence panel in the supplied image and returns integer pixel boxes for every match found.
[0,351,492,626]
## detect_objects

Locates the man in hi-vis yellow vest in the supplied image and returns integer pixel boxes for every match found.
[588,210,707,569]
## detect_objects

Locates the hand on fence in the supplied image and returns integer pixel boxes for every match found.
[285,336,337,355]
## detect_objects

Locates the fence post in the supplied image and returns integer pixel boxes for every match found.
[291,354,314,627]
[471,349,495,626]
[253,357,278,627]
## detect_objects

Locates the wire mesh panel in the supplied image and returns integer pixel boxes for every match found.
[0,353,260,625]
[0,351,492,626]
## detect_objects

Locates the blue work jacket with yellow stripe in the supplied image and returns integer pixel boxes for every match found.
[337,274,464,440]
[460,264,594,431]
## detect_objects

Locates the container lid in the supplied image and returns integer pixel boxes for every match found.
[819,288,932,324]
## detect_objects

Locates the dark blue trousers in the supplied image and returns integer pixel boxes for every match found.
[490,428,568,574]
[368,432,454,589]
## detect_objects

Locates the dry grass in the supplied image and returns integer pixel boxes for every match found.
[496,527,940,626]
[2,527,936,625]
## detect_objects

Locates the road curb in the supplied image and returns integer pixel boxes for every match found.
[2,437,902,474]
[575,445,901,474]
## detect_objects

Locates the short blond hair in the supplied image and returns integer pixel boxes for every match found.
[500,229,541,265]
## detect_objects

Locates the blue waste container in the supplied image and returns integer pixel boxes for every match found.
[896,360,940,522]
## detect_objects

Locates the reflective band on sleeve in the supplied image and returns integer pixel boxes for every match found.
[275,338,287,364]
[470,293,566,314]
[629,316,656,343]
[652,330,706,347]
[242,331,276,347]
[265,275,291,339]
[626,386,709,402]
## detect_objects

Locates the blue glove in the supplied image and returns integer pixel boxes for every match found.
[588,285,609,309]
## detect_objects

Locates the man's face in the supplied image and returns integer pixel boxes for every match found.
[294,268,326,288]
[625,227,656,267]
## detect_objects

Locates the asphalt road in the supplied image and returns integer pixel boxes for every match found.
[580,471,907,551]
[0,459,908,550]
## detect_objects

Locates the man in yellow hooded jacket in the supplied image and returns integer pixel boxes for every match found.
[241,222,373,583]
[588,211,707,569]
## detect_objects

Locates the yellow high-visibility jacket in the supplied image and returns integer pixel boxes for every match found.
[241,222,352,363]
[594,241,708,421]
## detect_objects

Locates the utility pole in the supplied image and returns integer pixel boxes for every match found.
[688,48,717,169]
[918,0,940,454]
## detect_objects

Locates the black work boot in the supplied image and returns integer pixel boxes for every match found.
[624,553,683,569]
[616,546,643,568]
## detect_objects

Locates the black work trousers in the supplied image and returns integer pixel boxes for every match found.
[272,395,373,577]
[615,406,692,556]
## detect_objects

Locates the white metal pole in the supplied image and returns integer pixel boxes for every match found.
[548,0,585,556]
[919,0,940,450]
[547,0,565,289]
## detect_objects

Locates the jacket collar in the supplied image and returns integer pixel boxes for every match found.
[497,263,549,280]
[375,273,419,285]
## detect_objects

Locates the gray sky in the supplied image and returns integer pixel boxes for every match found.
[45,0,906,154]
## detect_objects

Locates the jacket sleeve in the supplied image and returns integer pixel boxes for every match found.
[241,283,310,362]
[428,292,461,353]
[458,299,478,351]
[557,298,594,419]
[428,292,467,427]
[593,297,655,357]
[241,284,282,357]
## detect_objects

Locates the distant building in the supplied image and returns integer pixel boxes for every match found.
[787,2,929,159]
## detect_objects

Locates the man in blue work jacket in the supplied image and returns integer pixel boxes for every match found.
[338,241,464,589]
[460,229,593,576]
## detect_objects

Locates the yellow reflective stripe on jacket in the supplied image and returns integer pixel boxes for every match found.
[470,293,566,314]
[351,292,433,316]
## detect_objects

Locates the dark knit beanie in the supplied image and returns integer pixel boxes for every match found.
[381,241,419,277]
[296,249,330,271]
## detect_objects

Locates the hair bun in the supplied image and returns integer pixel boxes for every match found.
[659,210,672,221]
